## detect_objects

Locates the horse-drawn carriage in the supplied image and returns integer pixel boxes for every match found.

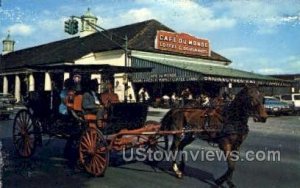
[12,64,268,187]
[12,64,167,176]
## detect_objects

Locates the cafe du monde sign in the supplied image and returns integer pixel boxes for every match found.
[155,30,210,56]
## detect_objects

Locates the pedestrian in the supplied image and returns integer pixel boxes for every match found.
[144,88,150,104]
[181,88,191,106]
[138,87,146,103]
[171,92,178,107]
[138,87,150,104]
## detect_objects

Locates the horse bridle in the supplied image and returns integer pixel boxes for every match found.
[246,90,266,122]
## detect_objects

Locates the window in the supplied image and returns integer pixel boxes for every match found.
[294,95,300,100]
[281,95,292,100]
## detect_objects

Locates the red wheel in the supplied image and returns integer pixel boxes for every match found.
[12,110,36,157]
[145,135,168,152]
[79,128,109,176]
[139,134,169,162]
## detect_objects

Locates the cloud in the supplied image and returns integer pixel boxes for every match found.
[101,8,154,27]
[37,18,65,32]
[219,47,254,57]
[212,0,300,34]
[154,0,236,32]
[231,55,300,75]
[257,68,284,74]
[121,8,154,22]
[98,0,236,32]
[6,23,34,36]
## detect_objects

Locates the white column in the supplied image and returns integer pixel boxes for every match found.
[44,72,52,91]
[114,73,125,101]
[63,72,70,81]
[28,74,35,92]
[3,76,8,94]
[14,75,21,102]
[91,74,101,93]
[291,87,295,93]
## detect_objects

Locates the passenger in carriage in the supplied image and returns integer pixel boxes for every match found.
[82,79,106,126]
[73,74,82,94]
[59,78,75,116]
[100,82,119,107]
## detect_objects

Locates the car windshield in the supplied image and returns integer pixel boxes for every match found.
[281,95,292,100]
[264,98,283,104]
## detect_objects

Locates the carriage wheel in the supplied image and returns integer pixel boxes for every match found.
[79,127,109,176]
[141,134,169,162]
[12,109,37,157]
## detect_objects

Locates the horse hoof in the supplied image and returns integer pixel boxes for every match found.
[226,180,236,188]
[176,172,183,179]
[215,178,224,186]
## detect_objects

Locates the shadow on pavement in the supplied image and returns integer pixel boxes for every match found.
[1,138,89,188]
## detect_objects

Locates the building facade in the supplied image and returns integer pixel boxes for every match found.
[0,9,290,103]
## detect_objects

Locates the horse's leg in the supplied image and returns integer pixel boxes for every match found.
[225,134,247,187]
[225,146,237,188]
[178,134,194,173]
[170,135,184,178]
[215,138,236,187]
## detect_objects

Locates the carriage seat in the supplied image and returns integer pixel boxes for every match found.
[65,94,96,121]
[66,92,120,124]
[65,94,85,121]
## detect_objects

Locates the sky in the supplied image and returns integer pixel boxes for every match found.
[0,0,300,75]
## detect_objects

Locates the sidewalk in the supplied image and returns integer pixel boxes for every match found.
[148,106,170,113]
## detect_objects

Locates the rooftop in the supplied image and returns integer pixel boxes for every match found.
[0,19,231,71]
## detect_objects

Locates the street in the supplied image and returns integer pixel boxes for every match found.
[0,108,300,188]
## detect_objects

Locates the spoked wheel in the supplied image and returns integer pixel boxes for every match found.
[79,127,109,176]
[12,109,37,157]
[140,134,170,162]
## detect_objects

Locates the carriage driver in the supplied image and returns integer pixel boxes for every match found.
[82,79,106,127]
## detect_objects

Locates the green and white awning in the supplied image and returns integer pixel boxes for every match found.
[131,52,290,86]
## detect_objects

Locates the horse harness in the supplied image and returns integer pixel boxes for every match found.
[181,105,249,143]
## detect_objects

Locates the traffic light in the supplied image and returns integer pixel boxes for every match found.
[64,19,78,35]
[64,20,71,34]
[70,19,78,35]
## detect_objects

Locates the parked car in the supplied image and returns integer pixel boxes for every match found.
[0,93,16,120]
[263,96,292,116]
[275,93,300,114]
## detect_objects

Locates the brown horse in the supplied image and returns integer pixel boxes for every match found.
[160,85,268,187]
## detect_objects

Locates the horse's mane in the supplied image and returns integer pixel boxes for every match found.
[160,110,173,131]
[160,108,185,131]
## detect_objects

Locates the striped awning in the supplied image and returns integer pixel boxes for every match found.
[131,55,290,87]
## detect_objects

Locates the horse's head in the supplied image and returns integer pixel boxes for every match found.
[238,85,268,123]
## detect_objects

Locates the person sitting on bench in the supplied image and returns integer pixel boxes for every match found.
[82,79,105,127]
